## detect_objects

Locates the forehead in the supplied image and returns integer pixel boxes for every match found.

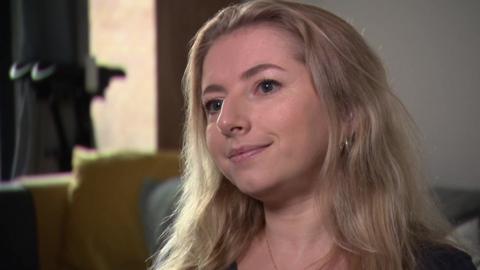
[201,24,302,87]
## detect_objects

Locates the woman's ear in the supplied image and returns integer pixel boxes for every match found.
[339,109,356,153]
[343,108,356,138]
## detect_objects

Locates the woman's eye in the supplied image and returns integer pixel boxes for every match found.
[258,79,280,94]
[204,99,223,114]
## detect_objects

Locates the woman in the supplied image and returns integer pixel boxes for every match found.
[154,1,476,269]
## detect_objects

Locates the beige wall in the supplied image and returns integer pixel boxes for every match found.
[306,0,480,188]
[89,0,156,151]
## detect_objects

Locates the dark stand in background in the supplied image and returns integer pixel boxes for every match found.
[2,0,124,180]
[0,0,15,181]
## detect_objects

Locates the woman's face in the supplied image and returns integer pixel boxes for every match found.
[201,25,330,204]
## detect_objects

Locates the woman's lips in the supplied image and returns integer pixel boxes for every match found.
[228,144,271,163]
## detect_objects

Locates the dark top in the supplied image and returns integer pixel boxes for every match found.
[416,246,476,270]
[227,246,477,270]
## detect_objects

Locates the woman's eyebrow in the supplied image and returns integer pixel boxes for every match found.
[202,84,225,97]
[240,63,285,80]
[202,63,285,96]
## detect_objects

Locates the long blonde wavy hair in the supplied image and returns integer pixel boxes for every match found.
[154,1,454,269]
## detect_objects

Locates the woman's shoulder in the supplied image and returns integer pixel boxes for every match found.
[416,244,477,270]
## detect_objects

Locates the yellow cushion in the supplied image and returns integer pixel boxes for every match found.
[21,176,72,270]
[61,147,179,270]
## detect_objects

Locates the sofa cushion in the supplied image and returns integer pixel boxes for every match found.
[139,177,181,255]
[61,147,179,270]
[433,186,480,225]
[21,176,71,270]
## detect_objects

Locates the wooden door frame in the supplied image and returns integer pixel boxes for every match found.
[155,0,235,150]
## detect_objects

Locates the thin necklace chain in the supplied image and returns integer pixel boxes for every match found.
[265,235,280,270]
[264,235,328,270]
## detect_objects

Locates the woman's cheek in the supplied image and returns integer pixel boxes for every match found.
[205,124,221,159]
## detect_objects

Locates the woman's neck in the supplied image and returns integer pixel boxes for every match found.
[261,195,336,269]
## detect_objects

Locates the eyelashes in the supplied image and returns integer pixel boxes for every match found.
[257,79,280,94]
[202,79,282,116]
[203,99,223,115]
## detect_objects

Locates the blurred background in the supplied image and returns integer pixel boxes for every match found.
[1,0,478,188]
[0,0,478,269]
[1,0,227,180]
[310,0,480,190]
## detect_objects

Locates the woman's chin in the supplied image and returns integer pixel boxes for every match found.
[234,180,276,200]
[234,181,290,204]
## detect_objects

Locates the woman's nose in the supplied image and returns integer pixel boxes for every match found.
[216,97,250,137]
